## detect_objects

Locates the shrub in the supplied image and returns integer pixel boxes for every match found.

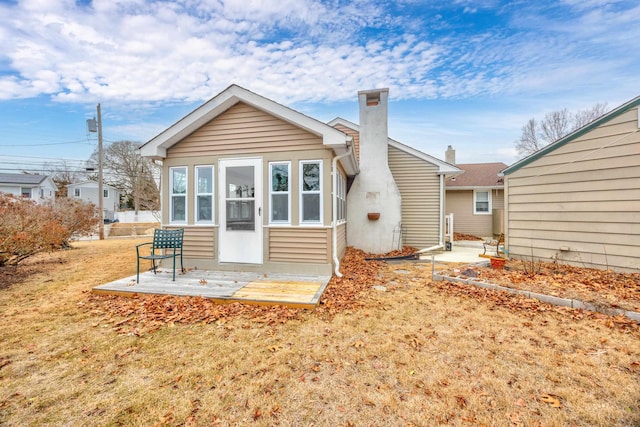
[0,194,100,267]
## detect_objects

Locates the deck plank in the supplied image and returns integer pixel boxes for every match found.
[92,270,330,309]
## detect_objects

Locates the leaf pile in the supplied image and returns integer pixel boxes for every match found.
[86,295,304,335]
[453,232,483,241]
[86,246,412,333]
[447,260,640,313]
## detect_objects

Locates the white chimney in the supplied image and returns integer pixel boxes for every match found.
[445,145,456,164]
[346,89,402,254]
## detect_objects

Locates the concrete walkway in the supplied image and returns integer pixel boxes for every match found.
[421,240,491,264]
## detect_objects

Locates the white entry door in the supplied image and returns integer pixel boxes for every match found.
[219,158,263,264]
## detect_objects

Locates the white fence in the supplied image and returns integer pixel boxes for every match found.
[116,210,159,223]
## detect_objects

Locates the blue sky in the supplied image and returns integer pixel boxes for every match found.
[1,0,639,174]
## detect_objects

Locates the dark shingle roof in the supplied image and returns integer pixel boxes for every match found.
[0,173,49,186]
[445,162,507,188]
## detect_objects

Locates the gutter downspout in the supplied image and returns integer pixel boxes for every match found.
[332,145,353,278]
[439,173,444,247]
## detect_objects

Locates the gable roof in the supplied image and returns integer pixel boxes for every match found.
[327,117,462,175]
[445,162,507,189]
[0,173,50,186]
[503,95,640,175]
[140,84,358,175]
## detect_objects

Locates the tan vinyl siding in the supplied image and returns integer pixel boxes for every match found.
[333,124,360,164]
[505,107,640,271]
[167,102,323,158]
[268,227,331,264]
[388,146,440,248]
[337,223,347,258]
[445,189,504,237]
[164,226,216,259]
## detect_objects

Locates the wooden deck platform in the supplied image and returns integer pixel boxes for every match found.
[92,269,331,309]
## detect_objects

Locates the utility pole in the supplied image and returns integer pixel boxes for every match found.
[87,105,105,240]
[97,104,104,240]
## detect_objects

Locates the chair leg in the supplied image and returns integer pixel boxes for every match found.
[172,255,176,281]
[136,258,140,283]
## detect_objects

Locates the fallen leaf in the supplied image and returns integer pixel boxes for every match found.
[539,394,562,408]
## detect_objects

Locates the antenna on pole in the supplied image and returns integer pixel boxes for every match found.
[87,105,104,240]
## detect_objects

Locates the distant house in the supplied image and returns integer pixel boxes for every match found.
[67,181,121,222]
[444,146,506,238]
[139,84,461,277]
[0,173,57,204]
[502,96,640,272]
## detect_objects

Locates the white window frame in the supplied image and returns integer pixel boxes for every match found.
[170,166,188,224]
[299,160,323,224]
[336,170,346,224]
[195,165,215,224]
[473,189,492,215]
[103,188,109,198]
[269,161,291,224]
[74,188,81,197]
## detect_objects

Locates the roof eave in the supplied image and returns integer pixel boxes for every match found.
[140,85,352,160]
[503,95,640,175]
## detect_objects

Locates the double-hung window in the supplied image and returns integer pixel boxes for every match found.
[474,190,491,214]
[195,165,214,223]
[103,189,109,198]
[269,162,290,223]
[300,160,322,223]
[74,188,80,197]
[170,167,187,223]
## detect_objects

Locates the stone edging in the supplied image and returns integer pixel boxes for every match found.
[433,272,640,323]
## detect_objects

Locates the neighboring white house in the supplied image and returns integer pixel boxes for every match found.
[0,173,57,204]
[67,181,121,222]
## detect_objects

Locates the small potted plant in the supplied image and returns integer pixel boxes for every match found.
[490,256,506,270]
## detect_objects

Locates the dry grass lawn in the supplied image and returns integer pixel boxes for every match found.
[1,239,639,426]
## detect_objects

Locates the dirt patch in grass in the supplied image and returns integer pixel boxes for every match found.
[1,240,639,426]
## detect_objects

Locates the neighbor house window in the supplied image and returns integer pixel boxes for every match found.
[21,188,31,198]
[474,190,491,214]
[103,189,109,198]
[300,160,322,223]
[195,165,214,223]
[336,170,346,223]
[269,162,290,223]
[74,188,80,197]
[170,167,187,223]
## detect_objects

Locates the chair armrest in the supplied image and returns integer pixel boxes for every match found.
[136,242,153,255]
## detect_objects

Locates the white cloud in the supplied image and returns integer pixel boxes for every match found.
[0,0,638,115]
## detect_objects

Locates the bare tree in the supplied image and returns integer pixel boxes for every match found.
[573,103,609,129]
[90,140,159,213]
[40,160,83,198]
[515,103,609,157]
[515,118,541,158]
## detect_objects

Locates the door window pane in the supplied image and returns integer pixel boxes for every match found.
[226,166,254,199]
[225,166,255,230]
